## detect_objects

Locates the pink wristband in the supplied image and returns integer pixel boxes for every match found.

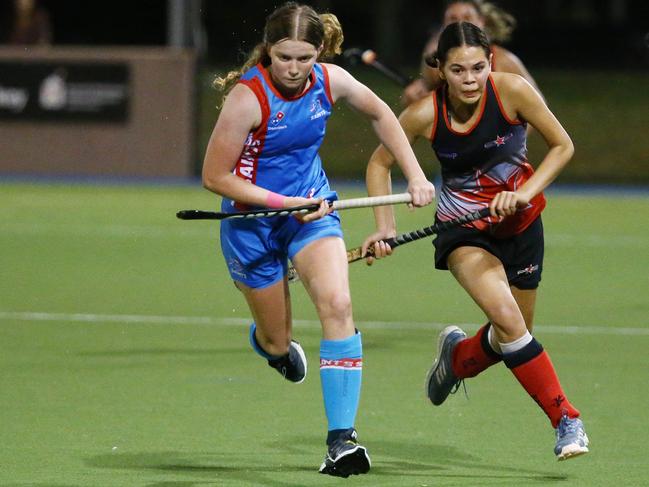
[265,191,286,209]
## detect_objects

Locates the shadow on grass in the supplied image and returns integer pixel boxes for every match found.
[77,347,247,357]
[85,435,568,486]
[85,450,312,487]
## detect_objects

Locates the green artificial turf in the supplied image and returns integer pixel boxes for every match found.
[1,183,648,486]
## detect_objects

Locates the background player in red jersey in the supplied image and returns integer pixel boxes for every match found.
[203,1,434,478]
[402,0,540,106]
[363,21,589,461]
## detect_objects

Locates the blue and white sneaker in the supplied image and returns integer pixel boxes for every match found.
[319,428,371,478]
[425,326,467,405]
[554,414,589,461]
[267,340,307,384]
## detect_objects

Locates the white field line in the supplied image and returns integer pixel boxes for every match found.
[0,223,646,247]
[0,311,647,336]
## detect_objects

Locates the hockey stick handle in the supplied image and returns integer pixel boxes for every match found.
[347,207,490,262]
[176,193,412,221]
[382,207,491,251]
[287,207,491,283]
[346,207,491,263]
[332,192,411,210]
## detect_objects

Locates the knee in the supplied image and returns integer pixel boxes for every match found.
[488,303,526,337]
[317,291,352,321]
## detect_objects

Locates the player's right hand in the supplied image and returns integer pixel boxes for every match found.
[407,177,436,208]
[284,196,331,223]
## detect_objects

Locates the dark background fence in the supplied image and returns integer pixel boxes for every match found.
[2,0,648,183]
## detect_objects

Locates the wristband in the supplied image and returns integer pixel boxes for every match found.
[265,191,286,209]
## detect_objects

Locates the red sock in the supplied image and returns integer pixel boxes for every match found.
[508,347,580,428]
[452,324,502,379]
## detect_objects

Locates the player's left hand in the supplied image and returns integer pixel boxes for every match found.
[361,229,396,266]
[490,191,529,218]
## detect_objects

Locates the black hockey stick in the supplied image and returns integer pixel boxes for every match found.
[177,193,412,221]
[287,207,491,283]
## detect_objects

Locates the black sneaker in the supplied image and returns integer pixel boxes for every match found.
[318,428,371,478]
[267,340,307,383]
[425,325,467,405]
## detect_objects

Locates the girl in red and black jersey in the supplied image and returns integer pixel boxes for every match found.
[403,0,540,106]
[363,21,589,461]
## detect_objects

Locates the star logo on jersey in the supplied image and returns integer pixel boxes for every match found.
[484,132,514,149]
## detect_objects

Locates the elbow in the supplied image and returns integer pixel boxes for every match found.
[202,170,223,194]
[563,138,575,165]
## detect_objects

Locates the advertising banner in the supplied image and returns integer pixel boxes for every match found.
[0,61,129,122]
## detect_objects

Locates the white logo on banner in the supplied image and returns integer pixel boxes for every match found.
[0,86,28,112]
[39,72,67,110]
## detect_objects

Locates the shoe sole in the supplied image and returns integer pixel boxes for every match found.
[319,446,371,477]
[557,435,590,461]
[425,325,464,405]
[290,341,307,384]
[557,446,589,461]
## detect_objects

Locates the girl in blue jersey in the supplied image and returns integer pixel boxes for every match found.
[363,22,589,461]
[202,2,435,478]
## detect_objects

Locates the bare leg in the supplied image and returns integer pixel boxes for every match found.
[447,246,527,343]
[511,287,537,332]
[236,277,292,357]
[292,236,355,340]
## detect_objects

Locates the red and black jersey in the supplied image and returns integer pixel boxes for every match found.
[430,75,545,238]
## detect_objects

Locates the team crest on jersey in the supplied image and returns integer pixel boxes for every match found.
[484,132,514,149]
[310,97,329,120]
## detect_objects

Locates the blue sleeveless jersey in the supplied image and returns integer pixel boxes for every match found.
[222,63,334,212]
[431,74,545,237]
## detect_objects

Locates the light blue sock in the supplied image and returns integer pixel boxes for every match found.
[320,331,363,432]
[248,323,280,360]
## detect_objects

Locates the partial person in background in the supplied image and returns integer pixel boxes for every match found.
[363,21,589,461]
[403,0,539,106]
[0,0,52,45]
[203,1,434,478]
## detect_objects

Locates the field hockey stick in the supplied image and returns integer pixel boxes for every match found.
[176,193,412,221]
[287,207,491,283]
[343,48,410,87]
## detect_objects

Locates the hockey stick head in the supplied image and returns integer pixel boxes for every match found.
[176,210,223,220]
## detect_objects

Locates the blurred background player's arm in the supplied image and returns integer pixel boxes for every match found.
[402,33,441,106]
[490,45,542,97]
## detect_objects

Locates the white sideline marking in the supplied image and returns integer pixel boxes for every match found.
[0,311,647,336]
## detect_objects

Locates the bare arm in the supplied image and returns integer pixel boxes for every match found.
[492,46,542,98]
[402,33,443,106]
[362,97,436,259]
[325,63,435,208]
[490,73,573,216]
